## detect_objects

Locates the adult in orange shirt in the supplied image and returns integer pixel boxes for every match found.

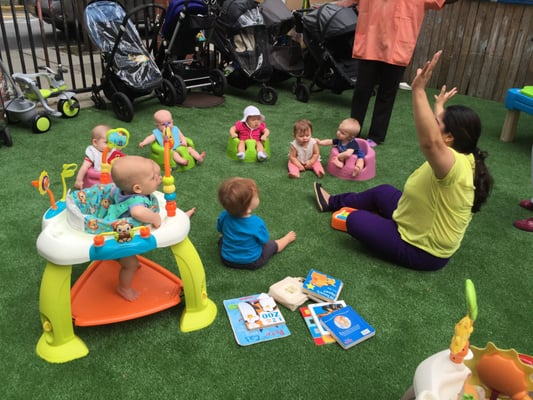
[344,0,457,146]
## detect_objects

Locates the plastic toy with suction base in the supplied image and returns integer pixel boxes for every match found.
[33,157,216,364]
[227,137,271,162]
[88,127,129,187]
[401,279,533,400]
[326,138,376,181]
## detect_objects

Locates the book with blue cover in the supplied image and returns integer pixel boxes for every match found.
[308,300,347,336]
[302,269,343,302]
[223,293,290,346]
[319,305,375,349]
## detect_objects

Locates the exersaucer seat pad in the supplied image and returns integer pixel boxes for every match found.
[66,183,159,234]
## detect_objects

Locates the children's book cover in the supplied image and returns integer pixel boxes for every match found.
[308,300,347,336]
[237,293,285,330]
[223,294,291,346]
[299,306,336,346]
[302,269,343,302]
[320,305,375,349]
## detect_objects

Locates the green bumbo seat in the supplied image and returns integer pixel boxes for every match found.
[150,137,196,172]
[226,137,271,162]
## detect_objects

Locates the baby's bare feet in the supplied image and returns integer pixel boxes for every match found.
[117,286,139,302]
[196,152,206,163]
[185,207,196,218]
[276,231,296,253]
[333,158,344,168]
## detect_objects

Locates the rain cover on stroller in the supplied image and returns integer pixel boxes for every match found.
[84,1,162,91]
[213,0,272,79]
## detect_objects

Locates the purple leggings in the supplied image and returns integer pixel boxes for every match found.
[328,184,449,271]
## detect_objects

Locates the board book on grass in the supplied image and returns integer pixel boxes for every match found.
[308,300,346,336]
[223,293,290,346]
[299,306,336,346]
[302,269,343,302]
[319,305,375,349]
[237,292,285,330]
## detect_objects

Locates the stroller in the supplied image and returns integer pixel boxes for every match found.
[156,0,227,104]
[211,0,277,105]
[295,3,359,100]
[85,1,178,122]
[260,0,307,102]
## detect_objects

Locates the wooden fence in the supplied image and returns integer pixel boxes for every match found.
[405,1,533,102]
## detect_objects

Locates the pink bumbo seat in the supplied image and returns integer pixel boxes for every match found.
[327,138,376,181]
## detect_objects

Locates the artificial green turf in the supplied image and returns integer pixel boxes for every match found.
[1,79,532,399]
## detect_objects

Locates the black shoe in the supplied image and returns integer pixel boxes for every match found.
[314,182,330,212]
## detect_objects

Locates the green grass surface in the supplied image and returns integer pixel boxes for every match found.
[1,80,532,399]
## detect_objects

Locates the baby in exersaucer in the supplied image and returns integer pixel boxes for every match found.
[67,156,193,301]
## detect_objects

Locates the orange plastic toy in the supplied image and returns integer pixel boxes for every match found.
[71,256,183,326]
[331,207,357,232]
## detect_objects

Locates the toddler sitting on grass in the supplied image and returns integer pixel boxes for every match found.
[216,177,295,270]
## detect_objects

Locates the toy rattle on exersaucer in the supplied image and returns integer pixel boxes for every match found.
[402,279,533,400]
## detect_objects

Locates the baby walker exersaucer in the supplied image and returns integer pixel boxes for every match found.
[401,280,533,400]
[33,128,216,363]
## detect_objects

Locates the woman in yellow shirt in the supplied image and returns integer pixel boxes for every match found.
[314,51,493,271]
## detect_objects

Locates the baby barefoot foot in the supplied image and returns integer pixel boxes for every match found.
[117,286,139,302]
[177,159,189,166]
[352,168,361,178]
[196,152,206,163]
[275,231,296,252]
[333,159,344,168]
[185,207,196,218]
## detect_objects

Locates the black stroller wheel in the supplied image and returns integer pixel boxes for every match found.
[172,76,187,105]
[156,79,178,106]
[1,125,13,147]
[258,86,278,105]
[209,69,227,97]
[111,92,134,122]
[295,84,310,103]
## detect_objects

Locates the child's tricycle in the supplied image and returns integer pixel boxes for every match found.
[0,59,80,134]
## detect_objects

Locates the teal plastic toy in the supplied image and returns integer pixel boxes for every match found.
[150,137,196,172]
[226,137,271,162]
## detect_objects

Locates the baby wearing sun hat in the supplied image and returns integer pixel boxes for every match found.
[229,105,270,161]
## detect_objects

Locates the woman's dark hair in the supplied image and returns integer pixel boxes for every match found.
[443,105,494,213]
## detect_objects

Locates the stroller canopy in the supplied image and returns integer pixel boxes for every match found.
[218,0,265,31]
[84,1,162,90]
[302,3,357,42]
[261,0,294,37]
[161,0,209,38]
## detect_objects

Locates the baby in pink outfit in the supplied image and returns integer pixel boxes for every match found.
[229,105,270,161]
